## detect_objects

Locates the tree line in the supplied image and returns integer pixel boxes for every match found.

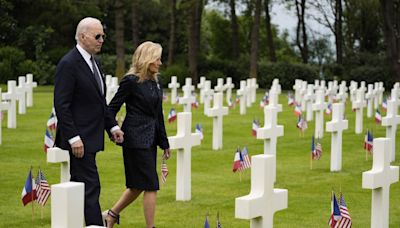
[0,0,399,89]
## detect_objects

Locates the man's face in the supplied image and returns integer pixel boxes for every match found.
[80,23,105,55]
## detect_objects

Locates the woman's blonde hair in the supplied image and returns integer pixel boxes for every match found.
[126,41,162,82]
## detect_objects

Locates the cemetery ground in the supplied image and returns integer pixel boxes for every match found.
[0,85,399,227]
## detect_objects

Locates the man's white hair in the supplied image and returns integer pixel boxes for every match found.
[75,17,102,42]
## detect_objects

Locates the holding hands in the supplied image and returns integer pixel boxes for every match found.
[111,129,124,144]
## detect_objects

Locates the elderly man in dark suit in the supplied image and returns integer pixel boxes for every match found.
[54,17,124,226]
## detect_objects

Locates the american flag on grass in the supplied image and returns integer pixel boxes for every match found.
[35,169,51,206]
[296,115,307,132]
[44,108,57,152]
[328,192,342,228]
[294,104,302,116]
[375,108,382,124]
[382,98,387,111]
[161,159,169,184]
[240,146,251,170]
[336,193,352,228]
[314,138,322,160]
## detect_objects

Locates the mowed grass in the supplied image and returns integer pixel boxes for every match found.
[0,85,399,227]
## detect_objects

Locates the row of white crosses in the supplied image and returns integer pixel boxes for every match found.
[0,74,37,145]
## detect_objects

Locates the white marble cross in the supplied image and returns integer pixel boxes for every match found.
[256,106,284,182]
[312,90,327,138]
[391,83,400,106]
[51,182,85,228]
[271,78,281,95]
[25,73,37,107]
[335,81,348,104]
[365,84,375,118]
[168,76,180,104]
[378,82,385,104]
[349,81,358,103]
[179,78,195,112]
[326,81,337,104]
[207,92,228,150]
[246,79,253,107]
[352,88,367,134]
[0,89,10,145]
[267,88,282,112]
[168,112,201,201]
[362,138,399,228]
[250,78,259,104]
[299,81,308,111]
[381,100,400,162]
[16,76,27,115]
[197,76,206,103]
[105,74,112,87]
[214,78,225,93]
[47,147,71,183]
[235,154,288,228]
[326,103,348,171]
[1,80,18,128]
[106,77,119,104]
[304,84,315,121]
[203,80,214,116]
[293,79,303,105]
[224,77,235,105]
[237,80,247,115]
[373,82,380,110]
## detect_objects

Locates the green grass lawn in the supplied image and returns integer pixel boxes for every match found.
[0,85,399,227]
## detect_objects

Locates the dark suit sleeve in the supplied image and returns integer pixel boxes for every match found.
[108,76,133,118]
[54,59,79,140]
[157,80,170,150]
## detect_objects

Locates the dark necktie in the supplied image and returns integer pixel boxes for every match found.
[90,56,103,94]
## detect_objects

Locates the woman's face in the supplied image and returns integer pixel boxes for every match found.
[149,57,162,74]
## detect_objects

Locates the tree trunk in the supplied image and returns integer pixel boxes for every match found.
[131,0,140,50]
[335,0,343,64]
[295,0,308,64]
[249,0,262,78]
[167,0,176,66]
[264,0,277,62]
[187,0,203,84]
[115,0,125,79]
[229,0,240,59]
[379,0,400,80]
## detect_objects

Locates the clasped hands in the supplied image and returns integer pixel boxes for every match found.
[111,129,124,144]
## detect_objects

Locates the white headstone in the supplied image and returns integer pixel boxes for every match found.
[326,81,336,104]
[1,80,18,128]
[214,78,225,93]
[179,78,195,112]
[304,85,315,121]
[224,77,235,105]
[256,106,284,182]
[203,80,214,116]
[47,147,71,183]
[51,182,84,228]
[349,81,358,103]
[335,81,348,104]
[366,84,375,118]
[237,80,247,115]
[326,103,348,171]
[25,73,37,107]
[391,84,400,106]
[235,154,288,228]
[271,79,281,95]
[168,112,201,201]
[197,76,206,103]
[352,88,367,134]
[362,138,399,228]
[381,100,400,162]
[168,76,180,104]
[16,76,27,114]
[106,77,119,104]
[312,90,327,138]
[250,78,259,103]
[373,82,380,109]
[0,89,10,145]
[246,79,253,107]
[267,88,282,112]
[299,81,308,111]
[105,74,112,87]
[292,79,303,105]
[207,93,228,150]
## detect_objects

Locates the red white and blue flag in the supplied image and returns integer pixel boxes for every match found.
[287,92,294,106]
[296,115,307,132]
[375,108,382,124]
[161,159,169,184]
[228,98,234,108]
[168,108,177,123]
[21,169,37,206]
[232,148,242,172]
[314,137,322,160]
[240,146,251,170]
[35,169,51,206]
[328,192,342,228]
[364,129,373,153]
[195,123,204,140]
[252,119,260,137]
[44,108,57,152]
[382,98,387,111]
[294,104,302,116]
[192,98,199,109]
[326,103,332,115]
[336,193,352,228]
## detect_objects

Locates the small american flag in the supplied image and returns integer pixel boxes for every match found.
[382,98,387,111]
[294,104,302,116]
[296,115,307,132]
[287,92,294,106]
[240,146,251,170]
[336,193,352,228]
[35,169,51,206]
[161,159,169,184]
[314,138,322,160]
[44,108,57,152]
[326,103,332,115]
[328,192,342,228]
[375,108,382,124]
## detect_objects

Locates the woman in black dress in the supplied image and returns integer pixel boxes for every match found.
[105,41,171,228]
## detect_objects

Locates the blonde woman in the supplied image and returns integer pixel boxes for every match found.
[106,41,171,228]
